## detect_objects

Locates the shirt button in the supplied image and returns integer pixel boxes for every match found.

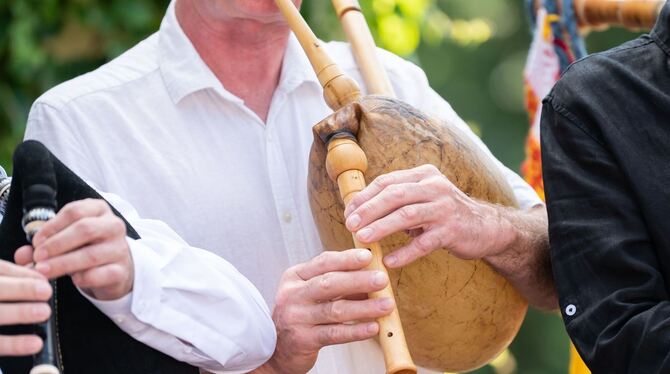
[565,304,577,316]
[114,315,125,324]
[283,212,293,223]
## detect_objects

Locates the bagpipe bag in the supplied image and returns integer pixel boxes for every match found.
[0,140,197,374]
[308,96,529,372]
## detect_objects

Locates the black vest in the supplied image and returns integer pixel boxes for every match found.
[0,141,198,374]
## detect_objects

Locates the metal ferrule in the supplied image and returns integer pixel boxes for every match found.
[22,207,56,242]
[0,177,10,217]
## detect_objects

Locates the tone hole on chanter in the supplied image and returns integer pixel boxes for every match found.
[387,332,394,338]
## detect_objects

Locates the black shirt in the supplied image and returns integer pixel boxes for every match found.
[541,2,670,373]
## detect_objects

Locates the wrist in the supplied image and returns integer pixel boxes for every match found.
[481,203,519,261]
[251,356,300,374]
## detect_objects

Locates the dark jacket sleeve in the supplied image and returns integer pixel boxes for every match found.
[541,95,670,373]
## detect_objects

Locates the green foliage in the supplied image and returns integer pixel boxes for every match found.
[0,0,169,171]
[0,2,647,372]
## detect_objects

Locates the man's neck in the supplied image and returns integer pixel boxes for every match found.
[176,0,290,122]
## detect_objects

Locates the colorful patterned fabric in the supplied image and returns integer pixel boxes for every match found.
[522,2,591,374]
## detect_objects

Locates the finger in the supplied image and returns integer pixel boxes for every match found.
[0,335,43,356]
[344,170,424,218]
[313,322,379,348]
[14,246,35,267]
[307,297,395,324]
[0,277,52,302]
[294,249,372,281]
[354,202,436,244]
[384,230,444,268]
[71,262,129,291]
[34,214,124,261]
[346,183,430,232]
[0,303,51,325]
[344,164,441,217]
[304,270,388,302]
[35,241,124,279]
[0,258,42,279]
[32,199,110,247]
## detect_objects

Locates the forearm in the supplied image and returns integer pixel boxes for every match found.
[484,204,557,310]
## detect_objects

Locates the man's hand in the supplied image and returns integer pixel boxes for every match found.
[15,199,133,301]
[344,164,514,267]
[343,164,557,310]
[0,260,52,356]
[254,249,394,374]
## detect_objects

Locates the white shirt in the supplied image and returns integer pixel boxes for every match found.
[25,1,542,373]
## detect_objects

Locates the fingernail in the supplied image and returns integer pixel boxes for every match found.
[366,322,378,334]
[379,297,394,311]
[34,282,51,298]
[346,214,361,230]
[357,228,373,242]
[372,271,387,287]
[356,249,372,262]
[384,255,398,267]
[34,262,50,275]
[33,249,47,262]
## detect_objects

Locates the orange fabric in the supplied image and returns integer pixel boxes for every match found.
[569,344,591,374]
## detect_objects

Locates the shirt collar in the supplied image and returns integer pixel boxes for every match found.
[652,1,670,56]
[159,0,319,104]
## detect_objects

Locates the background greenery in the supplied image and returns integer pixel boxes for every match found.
[0,0,644,372]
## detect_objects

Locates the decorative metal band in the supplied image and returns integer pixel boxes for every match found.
[0,177,11,217]
[22,207,56,241]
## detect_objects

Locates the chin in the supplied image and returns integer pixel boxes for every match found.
[227,0,303,20]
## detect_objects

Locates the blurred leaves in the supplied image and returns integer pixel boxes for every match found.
[0,0,168,170]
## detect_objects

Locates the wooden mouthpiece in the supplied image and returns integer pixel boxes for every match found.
[326,138,417,374]
[274,0,361,110]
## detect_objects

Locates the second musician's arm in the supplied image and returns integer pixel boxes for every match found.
[23,103,277,373]
[343,165,556,310]
[340,66,557,310]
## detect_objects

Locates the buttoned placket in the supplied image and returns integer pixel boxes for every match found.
[264,87,313,266]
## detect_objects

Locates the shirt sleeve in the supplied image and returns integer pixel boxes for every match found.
[386,59,543,209]
[24,102,276,373]
[541,95,670,373]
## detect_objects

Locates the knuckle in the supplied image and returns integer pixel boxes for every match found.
[275,283,296,307]
[84,247,102,265]
[77,219,97,238]
[64,204,85,222]
[106,264,125,282]
[318,274,332,292]
[416,235,437,254]
[399,206,419,221]
[109,217,126,236]
[327,301,345,321]
[319,326,340,345]
[419,164,440,175]
[312,252,330,271]
[386,185,406,202]
[95,199,110,210]
[373,174,392,189]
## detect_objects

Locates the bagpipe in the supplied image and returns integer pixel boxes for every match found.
[0,141,197,374]
[274,0,529,372]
